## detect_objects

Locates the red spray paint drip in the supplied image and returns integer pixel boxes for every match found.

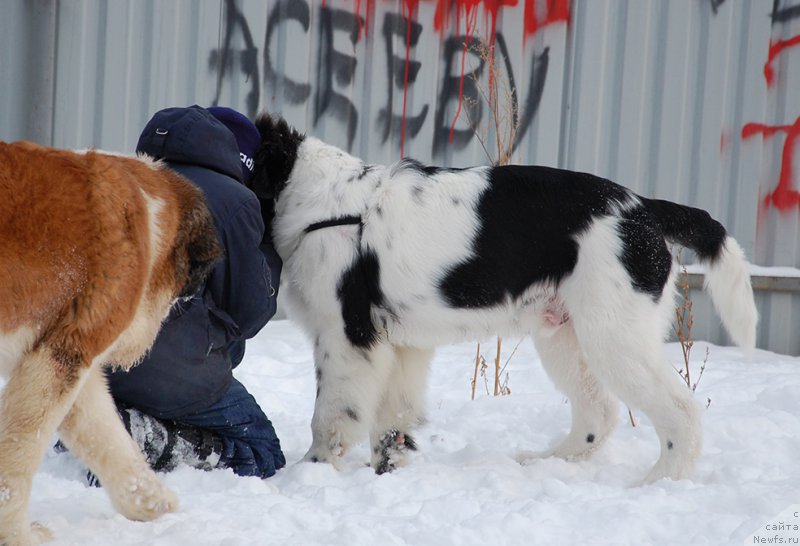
[433,1,517,145]
[450,5,480,145]
[524,0,570,41]
[434,0,516,48]
[764,34,800,87]
[398,0,421,158]
[352,0,376,40]
[742,117,800,212]
[325,0,569,158]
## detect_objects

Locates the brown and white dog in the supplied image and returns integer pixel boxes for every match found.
[0,141,220,545]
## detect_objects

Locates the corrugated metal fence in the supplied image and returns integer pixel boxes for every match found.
[3,0,800,354]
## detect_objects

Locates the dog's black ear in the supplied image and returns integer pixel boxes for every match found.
[251,112,304,203]
[250,112,276,201]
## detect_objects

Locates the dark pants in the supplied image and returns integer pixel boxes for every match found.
[170,378,285,478]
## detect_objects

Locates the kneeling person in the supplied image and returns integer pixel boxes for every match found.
[105,105,284,479]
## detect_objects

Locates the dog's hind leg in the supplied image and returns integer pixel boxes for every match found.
[518,321,619,464]
[577,323,700,483]
[304,332,396,466]
[562,286,700,482]
[0,346,89,546]
[57,365,177,522]
[369,346,432,473]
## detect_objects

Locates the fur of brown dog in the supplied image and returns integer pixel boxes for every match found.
[0,141,220,545]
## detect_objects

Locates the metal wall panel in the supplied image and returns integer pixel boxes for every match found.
[2,0,799,353]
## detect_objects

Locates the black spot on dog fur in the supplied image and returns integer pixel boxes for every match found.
[586,433,595,443]
[617,205,672,301]
[337,248,384,348]
[345,407,359,422]
[357,164,374,180]
[399,158,440,177]
[640,198,727,262]
[439,166,630,308]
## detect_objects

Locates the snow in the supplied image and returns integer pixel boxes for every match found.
[20,320,800,545]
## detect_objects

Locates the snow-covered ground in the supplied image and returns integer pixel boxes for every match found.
[23,320,800,545]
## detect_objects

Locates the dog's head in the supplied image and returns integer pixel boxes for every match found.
[251,113,304,201]
[250,113,305,236]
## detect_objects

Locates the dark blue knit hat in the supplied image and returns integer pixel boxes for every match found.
[207,106,259,183]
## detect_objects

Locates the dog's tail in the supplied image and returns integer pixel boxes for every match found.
[642,198,758,350]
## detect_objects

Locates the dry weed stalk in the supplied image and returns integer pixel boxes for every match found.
[465,41,519,166]
[471,343,484,400]
[464,40,520,399]
[674,264,711,406]
[629,262,712,425]
[471,338,518,400]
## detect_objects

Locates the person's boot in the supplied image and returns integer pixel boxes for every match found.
[73,406,225,487]
[117,406,224,472]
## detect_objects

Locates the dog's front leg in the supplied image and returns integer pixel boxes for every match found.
[368,346,432,474]
[57,365,178,522]
[303,333,396,466]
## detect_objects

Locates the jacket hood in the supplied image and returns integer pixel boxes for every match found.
[136,105,243,182]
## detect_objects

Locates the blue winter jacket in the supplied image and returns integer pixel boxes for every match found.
[107,105,281,419]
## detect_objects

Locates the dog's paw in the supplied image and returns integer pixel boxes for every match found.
[29,522,53,546]
[513,449,553,465]
[302,439,348,468]
[0,522,53,546]
[371,430,417,475]
[107,470,178,522]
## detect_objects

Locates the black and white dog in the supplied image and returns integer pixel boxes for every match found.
[251,114,757,483]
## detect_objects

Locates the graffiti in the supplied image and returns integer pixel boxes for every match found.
[743,118,800,212]
[771,0,800,25]
[764,34,800,87]
[707,0,726,15]
[766,1,800,88]
[524,0,570,37]
[434,0,516,48]
[737,0,800,213]
[264,0,311,108]
[430,0,564,146]
[377,12,428,153]
[209,0,260,116]
[211,0,568,159]
[315,6,363,150]
[433,35,485,156]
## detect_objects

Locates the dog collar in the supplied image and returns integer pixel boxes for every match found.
[304,215,362,234]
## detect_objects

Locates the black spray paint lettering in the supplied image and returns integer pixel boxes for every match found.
[377,12,428,145]
[707,0,726,15]
[209,0,260,117]
[213,0,550,160]
[434,35,485,157]
[264,0,311,106]
[433,34,549,158]
[772,0,800,25]
[511,40,550,156]
[315,6,363,151]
